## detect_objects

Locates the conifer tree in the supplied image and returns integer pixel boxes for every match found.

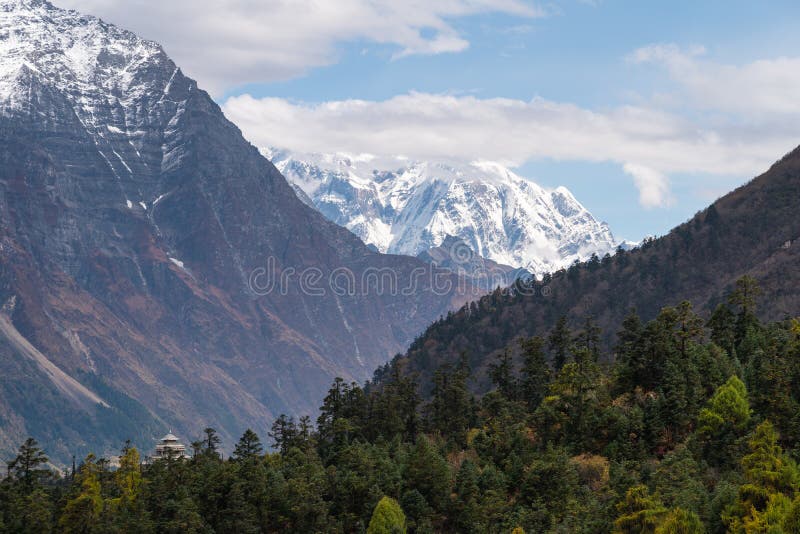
[7,437,48,490]
[613,485,668,534]
[724,421,800,531]
[519,336,551,410]
[698,376,751,436]
[614,310,644,393]
[427,357,473,444]
[707,304,736,357]
[489,349,516,401]
[728,275,762,354]
[655,508,704,534]
[233,429,263,461]
[269,414,298,454]
[576,315,602,362]
[367,496,407,534]
[59,454,104,534]
[548,316,572,371]
[201,427,222,458]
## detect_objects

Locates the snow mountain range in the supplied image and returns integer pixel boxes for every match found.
[266,148,621,275]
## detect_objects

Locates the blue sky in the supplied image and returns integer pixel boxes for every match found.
[65,0,800,241]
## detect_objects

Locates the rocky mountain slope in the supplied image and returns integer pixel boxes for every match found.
[267,148,620,275]
[0,0,471,462]
[386,146,800,394]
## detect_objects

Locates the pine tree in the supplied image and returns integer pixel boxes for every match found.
[614,310,644,393]
[488,349,517,401]
[269,414,298,454]
[728,276,762,355]
[452,460,481,531]
[724,421,800,532]
[107,445,152,533]
[427,357,473,444]
[707,303,736,357]
[114,444,143,506]
[201,428,222,458]
[233,429,263,461]
[698,376,751,435]
[613,485,668,534]
[59,454,104,534]
[405,436,451,512]
[367,496,407,534]
[672,301,705,358]
[575,315,602,362]
[652,445,708,520]
[655,508,704,533]
[548,316,572,371]
[7,437,48,490]
[519,336,551,410]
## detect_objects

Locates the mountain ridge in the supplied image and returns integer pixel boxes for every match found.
[384,144,800,393]
[0,0,472,462]
[266,147,621,275]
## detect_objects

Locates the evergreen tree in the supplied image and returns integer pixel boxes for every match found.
[698,376,751,436]
[201,428,222,458]
[59,454,104,534]
[652,445,709,521]
[489,349,517,401]
[613,485,668,534]
[697,376,751,468]
[672,301,705,358]
[707,304,736,358]
[575,315,602,362]
[269,415,298,454]
[233,429,263,461]
[548,316,572,371]
[728,276,762,355]
[519,336,551,411]
[107,445,152,533]
[405,436,450,513]
[614,310,644,393]
[316,378,367,457]
[451,459,482,532]
[426,357,473,445]
[367,496,407,534]
[7,437,48,490]
[655,508,704,534]
[724,421,800,532]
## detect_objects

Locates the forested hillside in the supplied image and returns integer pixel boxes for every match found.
[3,278,800,532]
[388,146,800,393]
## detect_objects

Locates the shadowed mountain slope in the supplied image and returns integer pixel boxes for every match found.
[388,146,800,392]
[0,0,470,462]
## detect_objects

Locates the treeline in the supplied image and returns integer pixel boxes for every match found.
[3,277,800,532]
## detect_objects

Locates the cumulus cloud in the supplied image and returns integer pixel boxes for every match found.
[630,44,800,115]
[222,91,798,207]
[623,163,672,208]
[58,0,543,94]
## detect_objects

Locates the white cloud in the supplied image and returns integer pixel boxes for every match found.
[630,44,800,116]
[222,91,798,207]
[57,0,544,95]
[220,45,800,208]
[623,163,672,208]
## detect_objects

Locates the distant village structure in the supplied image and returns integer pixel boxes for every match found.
[152,432,190,460]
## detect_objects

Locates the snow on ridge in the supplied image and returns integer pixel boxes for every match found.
[0,0,170,117]
[266,147,621,275]
[0,0,195,211]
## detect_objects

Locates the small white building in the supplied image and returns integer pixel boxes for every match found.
[152,432,190,460]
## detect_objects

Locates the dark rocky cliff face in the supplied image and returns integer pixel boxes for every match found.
[0,0,469,462]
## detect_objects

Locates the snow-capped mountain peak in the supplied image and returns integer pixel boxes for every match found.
[267,147,620,274]
[1,0,167,103]
[0,0,198,215]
